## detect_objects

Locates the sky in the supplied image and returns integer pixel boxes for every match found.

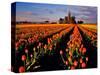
[13,2,97,24]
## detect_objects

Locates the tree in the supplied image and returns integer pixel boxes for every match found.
[59,18,64,24]
[77,20,84,24]
[44,21,49,24]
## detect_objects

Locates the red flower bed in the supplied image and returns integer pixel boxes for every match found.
[13,24,97,72]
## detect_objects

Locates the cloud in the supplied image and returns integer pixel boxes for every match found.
[77,14,89,19]
[40,17,50,21]
[16,2,97,23]
[71,9,91,16]
[17,11,33,15]
[16,11,40,17]
[16,16,31,21]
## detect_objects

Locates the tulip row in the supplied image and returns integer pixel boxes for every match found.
[78,25,97,47]
[60,26,88,70]
[15,25,71,51]
[16,25,74,73]
[16,25,70,42]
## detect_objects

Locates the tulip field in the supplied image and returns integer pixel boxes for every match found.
[13,24,97,73]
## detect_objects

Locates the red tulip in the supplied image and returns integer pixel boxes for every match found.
[82,48,86,54]
[21,55,26,61]
[49,45,52,51]
[25,49,28,53]
[66,48,68,52]
[44,44,47,49]
[79,48,82,53]
[47,38,51,44]
[80,58,83,64]
[71,66,75,70]
[15,42,19,51]
[60,50,63,55]
[81,62,86,68]
[65,60,68,65]
[19,66,25,73]
[16,42,19,47]
[16,47,18,51]
[38,42,42,47]
[81,44,83,48]
[86,57,88,62]
[73,60,78,67]
[30,54,33,58]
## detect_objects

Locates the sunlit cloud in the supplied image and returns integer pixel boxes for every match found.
[15,2,97,24]
[16,11,33,15]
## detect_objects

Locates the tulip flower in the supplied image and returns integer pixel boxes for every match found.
[47,38,51,44]
[16,46,18,51]
[21,55,26,61]
[44,44,47,53]
[30,54,33,58]
[25,49,28,53]
[65,60,68,65]
[21,55,26,68]
[60,50,63,55]
[19,66,25,73]
[71,66,75,70]
[86,57,88,62]
[66,48,69,52]
[73,60,78,67]
[81,62,86,68]
[80,58,83,64]
[82,48,86,54]
[38,42,42,47]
